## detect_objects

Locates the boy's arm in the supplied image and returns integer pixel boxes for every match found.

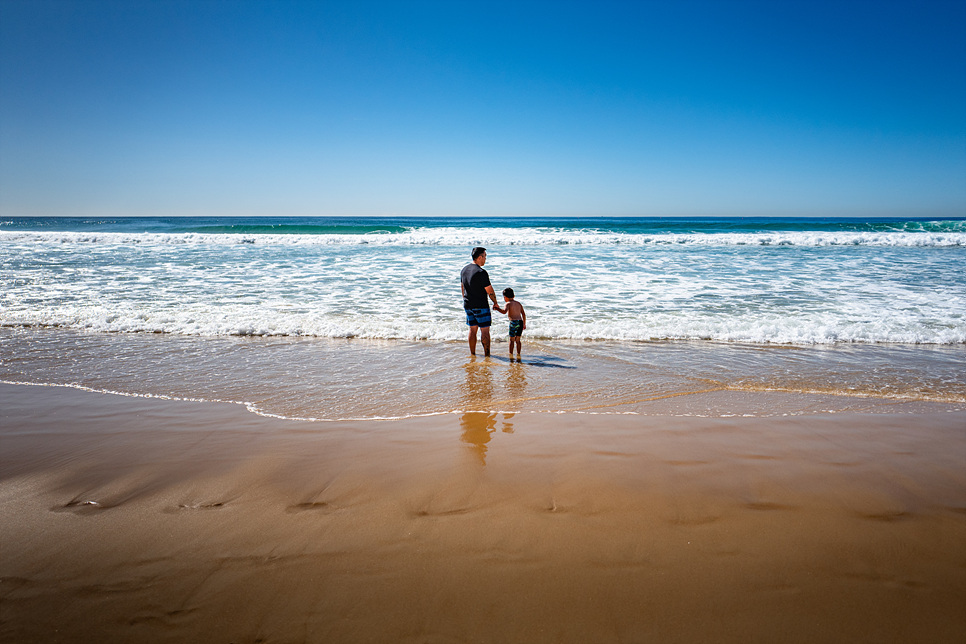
[521,305,526,329]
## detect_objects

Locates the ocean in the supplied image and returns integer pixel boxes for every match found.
[2,216,964,419]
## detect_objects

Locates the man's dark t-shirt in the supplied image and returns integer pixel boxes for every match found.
[461,263,491,309]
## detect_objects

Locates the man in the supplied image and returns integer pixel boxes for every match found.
[460,246,500,356]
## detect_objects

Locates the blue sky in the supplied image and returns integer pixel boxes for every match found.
[1,0,964,217]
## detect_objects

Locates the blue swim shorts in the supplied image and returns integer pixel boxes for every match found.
[509,320,524,337]
[464,307,492,328]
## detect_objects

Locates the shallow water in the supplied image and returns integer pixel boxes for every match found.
[2,328,962,420]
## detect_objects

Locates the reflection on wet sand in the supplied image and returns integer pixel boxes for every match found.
[459,412,497,465]
[4,383,965,643]
[504,360,528,407]
[458,357,529,464]
[501,413,516,433]
[460,357,497,464]
[460,357,493,410]
[501,361,529,434]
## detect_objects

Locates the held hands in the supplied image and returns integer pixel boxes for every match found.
[493,304,505,314]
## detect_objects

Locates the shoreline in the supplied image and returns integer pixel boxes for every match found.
[3,328,964,423]
[4,376,964,423]
[2,382,965,642]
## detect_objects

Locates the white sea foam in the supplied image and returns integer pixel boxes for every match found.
[2,228,965,247]
[3,223,964,346]
[0,379,459,422]
[4,304,964,345]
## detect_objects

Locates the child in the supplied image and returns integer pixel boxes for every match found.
[494,287,526,358]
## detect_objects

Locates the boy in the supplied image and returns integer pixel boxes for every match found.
[494,287,526,358]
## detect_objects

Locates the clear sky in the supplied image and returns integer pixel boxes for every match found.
[1,0,964,218]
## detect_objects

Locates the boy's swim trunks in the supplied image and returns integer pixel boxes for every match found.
[509,320,524,337]
[465,307,492,328]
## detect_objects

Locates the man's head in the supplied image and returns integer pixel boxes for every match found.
[472,246,487,266]
[503,287,514,300]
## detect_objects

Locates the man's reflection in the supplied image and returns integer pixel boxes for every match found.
[460,411,498,465]
[460,357,495,464]
[460,356,493,407]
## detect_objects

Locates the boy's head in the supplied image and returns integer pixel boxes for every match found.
[502,287,514,300]
[471,247,486,260]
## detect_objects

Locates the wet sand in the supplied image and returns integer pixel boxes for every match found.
[1,382,965,643]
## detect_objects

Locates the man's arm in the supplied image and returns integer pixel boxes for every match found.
[484,285,498,308]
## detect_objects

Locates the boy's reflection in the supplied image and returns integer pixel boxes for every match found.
[505,360,528,404]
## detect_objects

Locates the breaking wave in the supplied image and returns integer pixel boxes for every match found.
[3,228,965,247]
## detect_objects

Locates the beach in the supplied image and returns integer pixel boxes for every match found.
[2,381,964,643]
[4,0,966,634]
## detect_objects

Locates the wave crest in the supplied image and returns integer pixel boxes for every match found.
[4,309,963,345]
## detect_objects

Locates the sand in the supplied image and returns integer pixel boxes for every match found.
[1,382,965,643]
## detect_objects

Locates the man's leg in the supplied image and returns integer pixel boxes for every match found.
[468,325,478,355]
[480,327,491,357]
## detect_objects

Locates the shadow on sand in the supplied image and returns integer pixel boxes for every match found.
[487,355,577,369]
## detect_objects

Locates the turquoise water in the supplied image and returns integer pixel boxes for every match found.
[3,215,964,235]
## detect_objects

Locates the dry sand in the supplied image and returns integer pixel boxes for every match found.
[1,382,964,643]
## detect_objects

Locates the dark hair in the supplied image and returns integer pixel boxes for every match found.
[471,246,486,260]
[503,287,514,298]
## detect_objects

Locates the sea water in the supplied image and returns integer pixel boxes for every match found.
[1,216,964,419]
